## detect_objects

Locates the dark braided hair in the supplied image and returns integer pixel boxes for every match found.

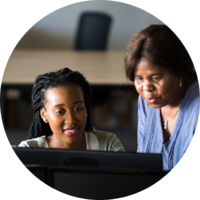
[29,68,92,139]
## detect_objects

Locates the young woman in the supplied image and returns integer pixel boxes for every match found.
[18,68,125,152]
[125,25,200,170]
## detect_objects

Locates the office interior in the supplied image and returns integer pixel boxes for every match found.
[1,1,166,198]
[2,1,163,150]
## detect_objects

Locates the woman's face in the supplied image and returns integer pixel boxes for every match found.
[40,84,87,147]
[134,59,181,108]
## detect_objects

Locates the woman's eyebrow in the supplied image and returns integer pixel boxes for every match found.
[134,73,162,77]
[134,75,142,77]
[73,101,84,105]
[52,104,65,108]
[150,73,162,76]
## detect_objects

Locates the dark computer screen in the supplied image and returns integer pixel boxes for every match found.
[13,147,163,171]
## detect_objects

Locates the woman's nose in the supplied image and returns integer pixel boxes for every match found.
[64,112,77,124]
[143,80,154,92]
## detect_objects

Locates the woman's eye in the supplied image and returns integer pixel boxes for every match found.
[55,110,64,115]
[74,107,83,112]
[153,77,161,81]
[135,76,142,81]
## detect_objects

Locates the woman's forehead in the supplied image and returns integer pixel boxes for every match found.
[45,84,84,102]
[134,59,167,74]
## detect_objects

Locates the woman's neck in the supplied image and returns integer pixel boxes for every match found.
[46,134,85,150]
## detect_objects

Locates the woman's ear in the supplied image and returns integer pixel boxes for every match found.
[40,108,48,123]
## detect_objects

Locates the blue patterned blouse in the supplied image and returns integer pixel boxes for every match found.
[137,80,200,171]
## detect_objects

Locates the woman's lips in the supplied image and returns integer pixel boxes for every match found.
[63,126,79,136]
[145,97,157,104]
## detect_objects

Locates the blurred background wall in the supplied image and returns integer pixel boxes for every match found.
[2,0,164,152]
[15,1,163,50]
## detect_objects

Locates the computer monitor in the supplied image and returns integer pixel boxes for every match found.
[13,147,163,171]
[26,164,168,199]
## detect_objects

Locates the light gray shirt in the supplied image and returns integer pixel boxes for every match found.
[18,128,125,152]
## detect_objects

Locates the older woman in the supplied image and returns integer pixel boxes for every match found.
[125,25,200,171]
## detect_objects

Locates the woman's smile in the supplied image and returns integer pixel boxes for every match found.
[63,126,80,136]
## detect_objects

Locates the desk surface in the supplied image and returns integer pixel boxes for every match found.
[2,50,132,85]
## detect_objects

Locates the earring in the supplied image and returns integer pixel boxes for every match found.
[43,118,47,123]
[179,78,182,87]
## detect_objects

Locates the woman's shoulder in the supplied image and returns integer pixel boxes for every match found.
[18,136,48,148]
[182,80,200,109]
[137,94,152,121]
[138,95,149,111]
[90,127,116,138]
[86,127,125,152]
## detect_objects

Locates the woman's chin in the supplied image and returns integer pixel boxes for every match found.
[147,103,161,109]
[62,136,83,147]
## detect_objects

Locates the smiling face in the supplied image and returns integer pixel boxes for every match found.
[134,59,183,109]
[40,84,87,149]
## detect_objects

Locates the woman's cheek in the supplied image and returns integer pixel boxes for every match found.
[135,84,142,94]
